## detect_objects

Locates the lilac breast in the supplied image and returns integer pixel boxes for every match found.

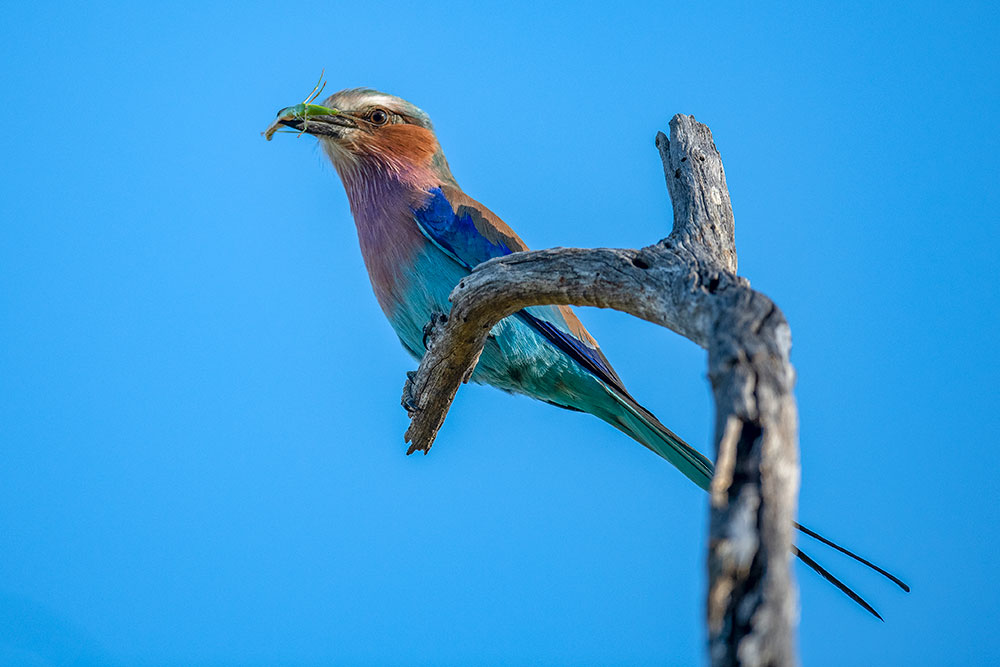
[343,174,432,319]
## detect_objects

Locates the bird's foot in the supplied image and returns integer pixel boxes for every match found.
[401,370,421,415]
[421,312,448,350]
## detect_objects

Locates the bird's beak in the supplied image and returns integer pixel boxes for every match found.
[262,103,359,141]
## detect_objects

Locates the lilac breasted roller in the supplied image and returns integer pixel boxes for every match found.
[267,86,908,617]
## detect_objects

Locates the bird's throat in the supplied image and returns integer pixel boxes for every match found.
[332,156,440,319]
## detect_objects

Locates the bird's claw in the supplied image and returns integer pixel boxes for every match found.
[421,313,448,350]
[401,370,421,414]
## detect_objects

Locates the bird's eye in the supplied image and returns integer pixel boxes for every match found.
[369,108,389,125]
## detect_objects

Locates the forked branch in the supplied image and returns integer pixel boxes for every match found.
[401,115,799,666]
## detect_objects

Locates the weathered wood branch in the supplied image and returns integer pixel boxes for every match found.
[401,115,800,666]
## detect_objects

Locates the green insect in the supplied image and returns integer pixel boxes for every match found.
[263,71,339,141]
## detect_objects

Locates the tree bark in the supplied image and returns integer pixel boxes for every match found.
[401,114,800,666]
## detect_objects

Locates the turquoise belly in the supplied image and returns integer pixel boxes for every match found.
[387,243,608,409]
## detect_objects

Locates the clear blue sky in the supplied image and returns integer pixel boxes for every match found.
[1,1,997,664]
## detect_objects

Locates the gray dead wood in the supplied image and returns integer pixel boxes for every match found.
[401,114,800,666]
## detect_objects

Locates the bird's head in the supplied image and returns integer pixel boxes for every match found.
[267,87,455,186]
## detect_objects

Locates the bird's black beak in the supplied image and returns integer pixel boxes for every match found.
[262,103,359,141]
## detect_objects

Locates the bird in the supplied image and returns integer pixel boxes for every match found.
[266,83,908,617]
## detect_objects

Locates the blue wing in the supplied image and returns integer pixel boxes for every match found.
[411,186,516,268]
[411,186,629,395]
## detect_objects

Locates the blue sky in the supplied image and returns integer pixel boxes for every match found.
[1,1,997,664]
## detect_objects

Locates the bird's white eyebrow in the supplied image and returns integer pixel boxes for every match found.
[346,93,405,111]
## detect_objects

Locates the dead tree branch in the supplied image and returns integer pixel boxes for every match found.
[401,114,800,666]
